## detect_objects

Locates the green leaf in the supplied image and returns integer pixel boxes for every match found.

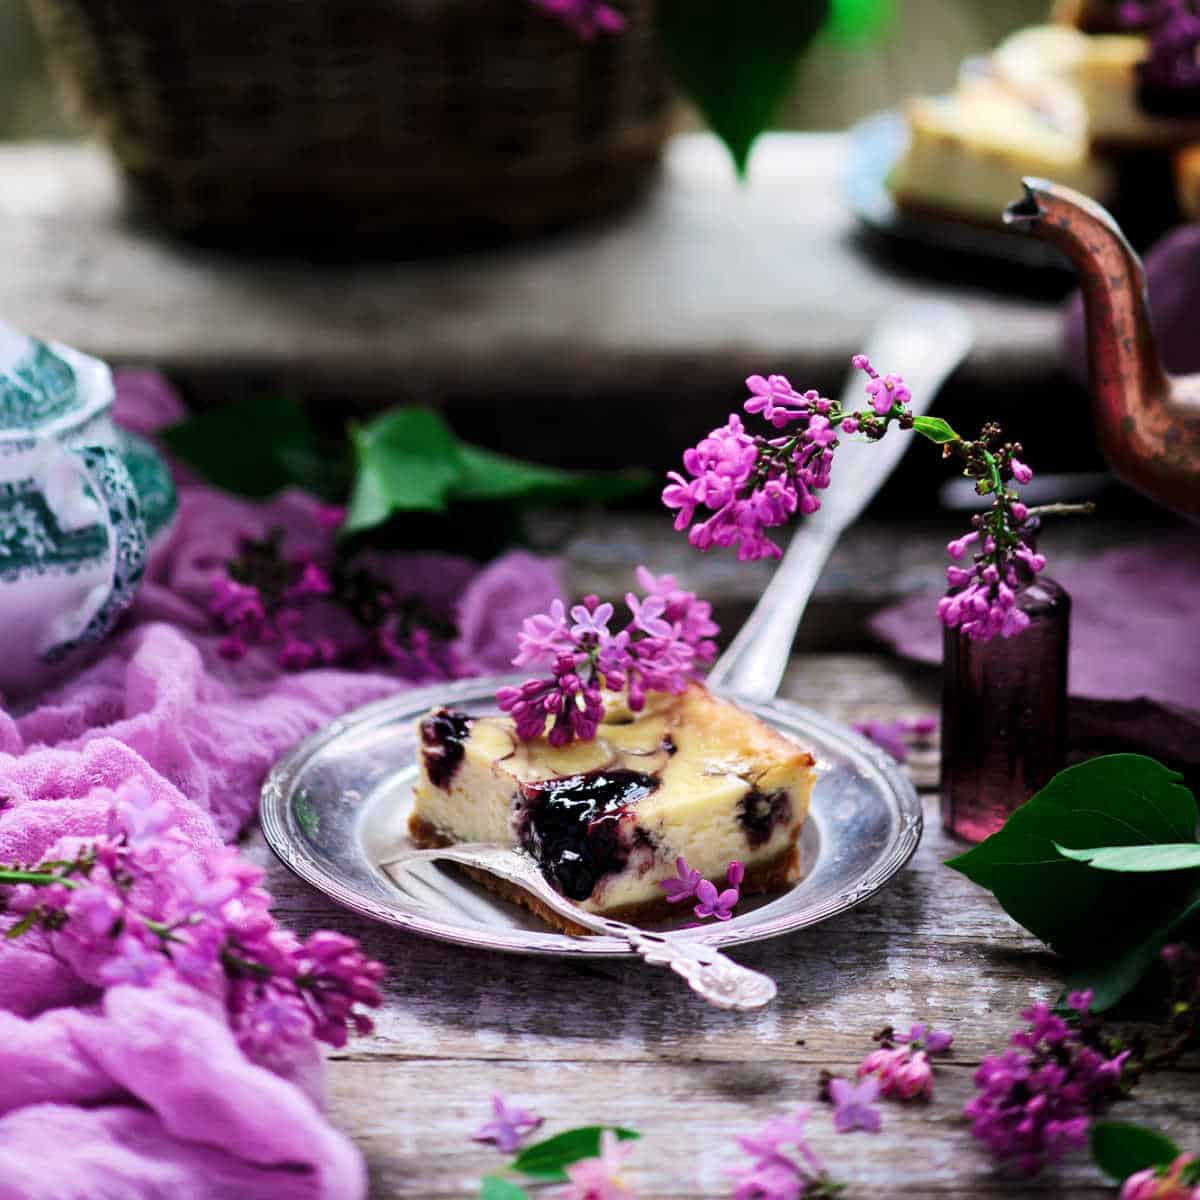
[455,444,648,506]
[1056,842,1200,872]
[480,1178,530,1200]
[343,407,463,534]
[511,1127,640,1183]
[911,415,960,445]
[342,406,650,536]
[657,0,829,174]
[164,396,325,499]
[825,0,895,46]
[1091,1121,1181,1184]
[946,755,1199,969]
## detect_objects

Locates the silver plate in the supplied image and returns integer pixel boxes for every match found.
[260,677,923,958]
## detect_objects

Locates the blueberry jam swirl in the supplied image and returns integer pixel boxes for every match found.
[419,709,474,790]
[737,788,792,850]
[518,770,659,901]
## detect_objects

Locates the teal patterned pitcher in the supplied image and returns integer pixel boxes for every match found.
[0,323,176,696]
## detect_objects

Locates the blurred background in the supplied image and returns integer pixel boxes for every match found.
[0,0,1187,547]
[1,0,1193,700]
[0,0,1048,142]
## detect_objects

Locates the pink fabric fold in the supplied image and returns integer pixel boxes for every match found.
[0,374,565,1197]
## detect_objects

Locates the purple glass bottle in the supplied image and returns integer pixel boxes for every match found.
[940,575,1071,842]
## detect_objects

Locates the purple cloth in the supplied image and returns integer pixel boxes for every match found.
[0,374,565,1198]
[869,533,1200,709]
[1064,223,1200,384]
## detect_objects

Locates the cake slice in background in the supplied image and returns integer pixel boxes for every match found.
[885,9,1200,241]
[888,62,1112,226]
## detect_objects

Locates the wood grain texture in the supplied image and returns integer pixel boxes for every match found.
[248,651,1200,1198]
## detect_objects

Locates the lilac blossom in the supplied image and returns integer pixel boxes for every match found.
[560,1130,638,1199]
[854,354,912,415]
[658,857,743,920]
[965,991,1132,1175]
[660,856,702,904]
[98,932,167,987]
[855,1020,952,1101]
[498,570,719,745]
[514,598,573,667]
[693,861,744,921]
[634,567,720,659]
[828,1076,882,1134]
[861,1047,934,1100]
[727,1108,843,1200]
[0,778,385,1058]
[472,1094,544,1154]
[895,1022,954,1055]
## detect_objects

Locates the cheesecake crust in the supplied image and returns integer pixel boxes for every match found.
[408,813,800,936]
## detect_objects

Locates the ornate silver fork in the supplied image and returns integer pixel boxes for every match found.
[386,843,777,1010]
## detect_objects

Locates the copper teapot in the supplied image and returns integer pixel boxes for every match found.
[1005,179,1200,519]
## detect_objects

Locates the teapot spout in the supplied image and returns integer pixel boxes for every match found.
[1006,178,1200,519]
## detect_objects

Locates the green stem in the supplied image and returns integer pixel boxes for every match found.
[980,449,1005,497]
[221,946,272,979]
[142,917,182,943]
[0,869,79,888]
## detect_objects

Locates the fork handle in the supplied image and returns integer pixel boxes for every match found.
[392,848,777,1011]
[555,905,777,1011]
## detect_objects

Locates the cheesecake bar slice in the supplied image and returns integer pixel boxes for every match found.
[409,683,816,931]
[888,77,1113,227]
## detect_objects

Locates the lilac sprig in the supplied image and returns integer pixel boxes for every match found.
[728,1108,846,1199]
[966,990,1137,1176]
[936,424,1045,641]
[497,567,719,745]
[664,356,1055,642]
[211,528,461,678]
[1,779,384,1056]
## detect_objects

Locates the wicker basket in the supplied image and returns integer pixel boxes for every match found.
[30,0,674,246]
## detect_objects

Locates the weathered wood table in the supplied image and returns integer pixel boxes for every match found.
[246,546,1198,1200]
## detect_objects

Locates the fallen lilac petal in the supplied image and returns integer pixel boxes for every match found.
[828,1075,883,1134]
